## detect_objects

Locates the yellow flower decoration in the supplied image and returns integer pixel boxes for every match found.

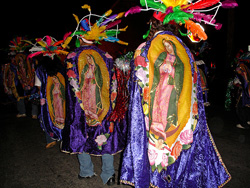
[67,62,73,69]
[143,103,149,115]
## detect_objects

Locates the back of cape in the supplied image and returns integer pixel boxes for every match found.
[61,45,128,155]
[120,31,230,188]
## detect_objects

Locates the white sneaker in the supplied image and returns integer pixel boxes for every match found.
[236,124,245,129]
[16,114,27,118]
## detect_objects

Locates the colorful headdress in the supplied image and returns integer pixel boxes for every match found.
[67,4,128,47]
[9,37,31,54]
[27,34,71,59]
[126,0,238,42]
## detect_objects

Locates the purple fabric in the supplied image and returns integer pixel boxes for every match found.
[61,45,127,155]
[35,66,64,140]
[120,32,231,187]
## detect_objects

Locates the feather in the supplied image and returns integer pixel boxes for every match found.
[45,36,52,46]
[125,6,142,17]
[119,26,128,32]
[81,4,91,12]
[21,40,33,45]
[192,12,215,23]
[162,0,189,7]
[104,9,112,17]
[63,32,72,41]
[56,50,69,55]
[221,0,238,8]
[27,51,43,59]
[36,39,47,48]
[53,40,64,47]
[188,0,220,10]
[115,12,125,19]
[185,20,207,40]
[62,36,72,49]
[105,20,121,31]
[73,14,80,24]
[29,46,43,52]
[80,19,90,31]
[100,14,117,26]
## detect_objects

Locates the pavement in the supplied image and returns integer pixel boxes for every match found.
[0,101,250,188]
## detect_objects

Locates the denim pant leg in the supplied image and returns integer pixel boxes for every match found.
[31,104,38,116]
[100,154,115,184]
[17,99,26,114]
[78,152,94,177]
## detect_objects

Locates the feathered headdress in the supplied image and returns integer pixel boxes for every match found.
[27,34,71,59]
[9,37,31,54]
[66,4,128,47]
[126,0,238,42]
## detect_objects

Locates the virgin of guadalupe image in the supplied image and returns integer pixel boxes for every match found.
[47,73,65,129]
[149,39,184,148]
[79,54,103,126]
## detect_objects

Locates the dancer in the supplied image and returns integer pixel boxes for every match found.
[8,37,38,119]
[61,5,129,186]
[28,35,69,148]
[120,0,237,187]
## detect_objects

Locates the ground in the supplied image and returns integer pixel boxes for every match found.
[0,101,250,188]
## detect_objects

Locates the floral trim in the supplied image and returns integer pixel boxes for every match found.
[95,133,110,150]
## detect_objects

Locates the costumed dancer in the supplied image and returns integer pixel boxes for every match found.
[8,37,39,119]
[28,35,69,148]
[120,0,237,187]
[61,5,129,186]
[234,51,250,129]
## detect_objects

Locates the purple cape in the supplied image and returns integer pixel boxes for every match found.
[120,31,231,188]
[35,66,64,140]
[61,46,127,155]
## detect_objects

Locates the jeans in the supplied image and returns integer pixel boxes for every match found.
[17,98,38,116]
[17,99,26,114]
[31,104,38,116]
[78,152,114,184]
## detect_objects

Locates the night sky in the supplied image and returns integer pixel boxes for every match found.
[1,0,249,61]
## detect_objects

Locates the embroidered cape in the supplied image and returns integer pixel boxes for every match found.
[36,66,65,140]
[61,45,127,155]
[120,31,231,188]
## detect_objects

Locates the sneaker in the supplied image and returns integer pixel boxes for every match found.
[16,114,27,118]
[45,141,57,149]
[236,124,246,129]
[32,115,38,119]
[78,173,97,180]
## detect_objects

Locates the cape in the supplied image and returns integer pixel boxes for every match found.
[61,45,127,155]
[120,31,231,188]
[36,66,65,140]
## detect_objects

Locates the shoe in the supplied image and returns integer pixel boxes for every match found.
[45,141,57,149]
[78,173,97,180]
[32,115,38,119]
[107,174,115,186]
[16,114,27,118]
[236,124,247,129]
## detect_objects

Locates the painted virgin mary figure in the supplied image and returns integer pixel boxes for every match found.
[51,76,65,128]
[80,54,103,126]
[150,39,184,144]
